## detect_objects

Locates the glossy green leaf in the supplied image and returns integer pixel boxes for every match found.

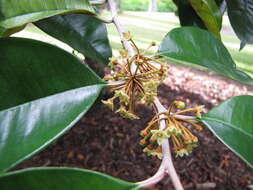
[225,0,253,49]
[35,13,112,65]
[0,37,105,173]
[0,0,95,36]
[158,27,253,85]
[0,168,139,190]
[200,95,253,168]
[189,0,222,38]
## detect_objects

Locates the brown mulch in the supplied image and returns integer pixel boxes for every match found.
[16,65,253,190]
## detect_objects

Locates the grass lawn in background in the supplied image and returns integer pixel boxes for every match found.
[15,11,253,78]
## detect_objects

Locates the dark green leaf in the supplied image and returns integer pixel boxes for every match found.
[201,95,253,168]
[173,0,224,36]
[215,0,225,6]
[158,27,253,85]
[35,13,112,65]
[225,0,253,49]
[175,0,207,29]
[0,0,95,36]
[189,0,222,38]
[0,168,139,190]
[0,37,105,172]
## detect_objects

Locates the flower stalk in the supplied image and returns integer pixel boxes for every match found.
[106,0,203,189]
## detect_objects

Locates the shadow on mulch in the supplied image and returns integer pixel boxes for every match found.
[16,82,253,190]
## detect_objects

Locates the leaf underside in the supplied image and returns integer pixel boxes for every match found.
[0,0,95,36]
[225,0,253,49]
[201,95,253,168]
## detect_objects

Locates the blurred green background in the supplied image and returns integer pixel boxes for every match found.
[118,0,176,12]
[13,0,253,78]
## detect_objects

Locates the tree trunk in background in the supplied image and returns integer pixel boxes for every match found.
[117,0,121,10]
[148,0,157,12]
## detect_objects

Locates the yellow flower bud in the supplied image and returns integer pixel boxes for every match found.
[174,101,186,109]
[119,50,128,58]
[151,41,156,46]
[140,130,148,137]
[196,105,204,117]
[139,139,147,146]
[123,31,132,41]
[101,99,114,111]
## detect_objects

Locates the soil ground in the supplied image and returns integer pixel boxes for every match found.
[17,65,253,190]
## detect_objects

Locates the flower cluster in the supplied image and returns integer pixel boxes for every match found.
[102,32,168,119]
[140,101,204,158]
[103,32,204,160]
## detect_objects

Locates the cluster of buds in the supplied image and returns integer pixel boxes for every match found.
[140,101,204,158]
[102,32,168,119]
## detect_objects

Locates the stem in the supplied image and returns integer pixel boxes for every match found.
[107,0,135,56]
[107,0,137,74]
[107,0,184,189]
[106,80,125,87]
[153,98,184,190]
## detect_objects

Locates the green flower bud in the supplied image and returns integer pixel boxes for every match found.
[114,90,129,105]
[116,106,139,120]
[186,143,197,153]
[150,130,169,145]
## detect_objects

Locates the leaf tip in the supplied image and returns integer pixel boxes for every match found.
[239,41,246,51]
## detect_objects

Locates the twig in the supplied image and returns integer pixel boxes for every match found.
[107,0,135,56]
[107,0,184,189]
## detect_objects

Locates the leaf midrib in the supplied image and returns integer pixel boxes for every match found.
[0,9,93,25]
[0,84,104,113]
[202,116,253,138]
